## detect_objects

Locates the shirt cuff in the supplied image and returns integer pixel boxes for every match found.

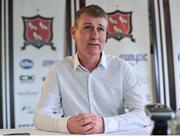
[57,116,71,133]
[103,116,117,133]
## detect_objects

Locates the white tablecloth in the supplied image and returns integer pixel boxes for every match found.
[0,126,153,135]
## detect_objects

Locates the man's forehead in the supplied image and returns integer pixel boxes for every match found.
[83,22,106,27]
[79,14,107,26]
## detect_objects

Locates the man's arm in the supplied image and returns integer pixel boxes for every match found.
[103,62,151,133]
[33,66,70,133]
[103,109,150,133]
[34,112,70,133]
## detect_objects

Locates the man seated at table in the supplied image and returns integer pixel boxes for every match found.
[33,4,151,134]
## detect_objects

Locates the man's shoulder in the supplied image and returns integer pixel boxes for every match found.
[53,56,74,68]
[106,54,129,64]
[105,54,132,71]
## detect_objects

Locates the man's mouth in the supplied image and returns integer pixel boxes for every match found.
[87,43,100,46]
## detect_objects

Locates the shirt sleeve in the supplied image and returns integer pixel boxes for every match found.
[103,110,151,133]
[103,61,151,133]
[34,113,70,133]
[33,65,70,133]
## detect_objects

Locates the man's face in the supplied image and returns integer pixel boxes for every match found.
[71,13,107,58]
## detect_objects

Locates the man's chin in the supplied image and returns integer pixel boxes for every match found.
[87,50,102,56]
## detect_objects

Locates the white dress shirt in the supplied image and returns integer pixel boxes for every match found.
[34,51,151,133]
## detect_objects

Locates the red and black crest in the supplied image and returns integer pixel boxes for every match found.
[107,10,135,42]
[22,15,55,50]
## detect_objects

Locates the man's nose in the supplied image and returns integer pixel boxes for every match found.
[90,28,98,39]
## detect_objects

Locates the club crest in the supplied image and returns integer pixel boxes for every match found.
[107,10,135,42]
[22,15,55,50]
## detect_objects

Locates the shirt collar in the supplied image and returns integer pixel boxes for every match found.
[74,54,80,71]
[99,51,107,69]
[73,51,107,71]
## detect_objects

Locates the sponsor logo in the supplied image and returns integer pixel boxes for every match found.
[178,53,180,61]
[19,59,33,69]
[17,90,39,96]
[107,10,135,42]
[22,15,55,50]
[42,59,57,67]
[146,94,152,102]
[19,75,35,83]
[42,76,46,81]
[22,106,34,114]
[18,124,34,128]
[119,53,147,64]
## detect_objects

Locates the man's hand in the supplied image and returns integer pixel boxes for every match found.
[67,113,104,134]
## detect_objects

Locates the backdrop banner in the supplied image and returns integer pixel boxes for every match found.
[12,0,66,127]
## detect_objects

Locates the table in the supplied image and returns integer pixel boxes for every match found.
[0,126,153,135]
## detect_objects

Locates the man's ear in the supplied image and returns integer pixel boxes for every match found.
[70,26,76,39]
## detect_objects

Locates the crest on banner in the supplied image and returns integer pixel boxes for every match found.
[22,15,55,50]
[107,10,135,42]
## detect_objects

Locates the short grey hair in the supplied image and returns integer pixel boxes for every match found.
[74,5,108,27]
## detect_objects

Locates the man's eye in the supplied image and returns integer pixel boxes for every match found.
[98,27,105,32]
[82,26,93,33]
[84,26,92,30]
